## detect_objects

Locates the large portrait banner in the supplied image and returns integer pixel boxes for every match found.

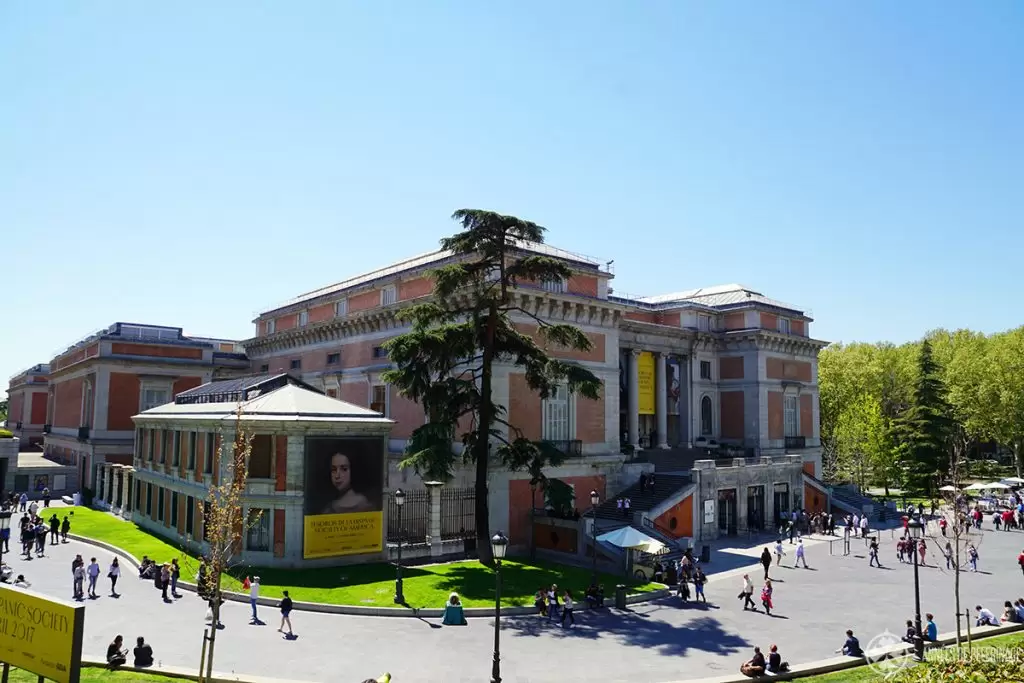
[302,436,385,559]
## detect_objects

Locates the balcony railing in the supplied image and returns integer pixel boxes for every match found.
[43,424,51,434]
[535,439,584,458]
[784,436,806,450]
[77,426,90,441]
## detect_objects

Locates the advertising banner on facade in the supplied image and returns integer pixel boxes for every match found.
[637,351,656,415]
[302,436,385,559]
[0,585,84,683]
[666,357,681,415]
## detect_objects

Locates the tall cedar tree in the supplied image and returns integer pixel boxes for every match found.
[382,210,602,564]
[895,340,953,494]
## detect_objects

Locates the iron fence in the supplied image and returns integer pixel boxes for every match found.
[386,487,477,544]
[441,487,476,541]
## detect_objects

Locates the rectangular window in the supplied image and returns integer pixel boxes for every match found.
[784,395,799,437]
[186,495,195,537]
[326,352,340,365]
[171,491,179,527]
[187,432,197,470]
[698,314,711,332]
[326,389,337,398]
[147,429,155,462]
[157,488,165,522]
[135,484,142,511]
[145,484,152,515]
[159,430,167,463]
[141,387,170,412]
[335,299,347,317]
[372,346,388,359]
[172,431,181,467]
[371,385,388,415]
[204,434,214,474]
[249,435,274,479]
[266,319,276,335]
[541,278,566,294]
[542,384,573,441]
[298,310,309,327]
[380,285,397,306]
[290,359,301,370]
[700,361,712,380]
[259,364,269,373]
[778,318,791,334]
[246,508,271,552]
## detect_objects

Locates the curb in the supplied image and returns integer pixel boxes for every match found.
[67,533,671,618]
[658,622,1024,683]
[82,658,318,683]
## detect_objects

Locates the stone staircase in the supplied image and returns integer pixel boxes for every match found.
[830,485,896,522]
[594,473,693,522]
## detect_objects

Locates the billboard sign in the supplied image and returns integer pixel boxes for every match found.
[637,351,655,415]
[0,585,84,683]
[302,436,386,559]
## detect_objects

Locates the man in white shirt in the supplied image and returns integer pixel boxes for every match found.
[975,605,997,627]
[250,576,261,624]
[859,516,869,538]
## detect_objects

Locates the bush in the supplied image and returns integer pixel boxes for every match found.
[0,428,12,438]
[891,645,1024,682]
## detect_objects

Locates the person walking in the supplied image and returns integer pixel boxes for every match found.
[108,558,121,596]
[249,575,261,623]
[939,517,948,537]
[60,515,70,543]
[693,567,707,603]
[18,493,27,512]
[740,574,756,611]
[774,539,786,566]
[87,557,101,599]
[944,541,955,570]
[869,539,882,568]
[760,547,772,580]
[170,559,181,598]
[1017,548,1024,578]
[160,564,171,603]
[34,521,47,556]
[795,539,809,568]
[918,538,927,566]
[278,590,294,636]
[73,561,85,601]
[967,544,979,572]
[560,589,575,628]
[859,515,869,538]
[48,514,59,545]
[760,579,774,615]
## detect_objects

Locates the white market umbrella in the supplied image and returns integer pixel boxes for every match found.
[938,485,960,492]
[1001,477,1024,485]
[985,482,1010,489]
[964,483,989,491]
[597,526,666,554]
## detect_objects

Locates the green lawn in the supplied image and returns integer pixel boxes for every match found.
[1,666,172,682]
[65,506,658,609]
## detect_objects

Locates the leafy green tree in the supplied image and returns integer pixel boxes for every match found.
[987,328,1024,477]
[382,209,602,564]
[894,340,953,494]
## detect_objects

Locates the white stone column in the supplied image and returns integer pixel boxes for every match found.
[95,464,105,505]
[628,350,641,451]
[426,481,443,558]
[106,466,115,506]
[656,353,669,449]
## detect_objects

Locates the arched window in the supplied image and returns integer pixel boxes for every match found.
[700,395,713,436]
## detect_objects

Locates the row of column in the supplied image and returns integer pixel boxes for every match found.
[626,349,688,451]
[94,462,135,518]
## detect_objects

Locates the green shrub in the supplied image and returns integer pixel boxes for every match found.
[0,428,12,439]
[891,645,1024,682]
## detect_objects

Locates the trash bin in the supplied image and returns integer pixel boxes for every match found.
[700,544,711,563]
[614,584,627,609]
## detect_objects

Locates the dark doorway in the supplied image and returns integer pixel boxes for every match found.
[773,483,790,527]
[747,485,765,532]
[718,488,737,536]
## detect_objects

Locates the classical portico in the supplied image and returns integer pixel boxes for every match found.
[622,344,692,451]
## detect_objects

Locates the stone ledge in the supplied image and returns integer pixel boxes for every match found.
[68,532,671,617]
[82,658,318,683]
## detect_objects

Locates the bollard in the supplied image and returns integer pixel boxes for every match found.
[614,584,627,609]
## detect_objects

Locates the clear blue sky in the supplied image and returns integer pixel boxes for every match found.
[2,2,1022,390]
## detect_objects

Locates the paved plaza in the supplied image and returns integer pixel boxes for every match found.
[4,518,1023,683]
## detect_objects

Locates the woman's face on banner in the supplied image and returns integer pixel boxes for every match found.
[330,453,352,493]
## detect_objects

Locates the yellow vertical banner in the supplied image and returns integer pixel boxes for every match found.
[637,351,656,415]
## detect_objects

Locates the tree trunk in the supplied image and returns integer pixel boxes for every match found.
[474,302,499,566]
[205,573,222,679]
[529,485,537,561]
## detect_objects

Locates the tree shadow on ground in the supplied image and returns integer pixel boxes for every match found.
[500,598,751,658]
[243,563,433,590]
[434,562,648,607]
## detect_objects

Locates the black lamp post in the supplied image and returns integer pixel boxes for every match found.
[908,517,925,661]
[590,490,600,585]
[393,488,406,604]
[490,531,509,683]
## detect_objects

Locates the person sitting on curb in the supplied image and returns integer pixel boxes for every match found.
[1000,601,1021,624]
[976,605,998,627]
[766,644,789,674]
[584,582,605,608]
[839,629,864,657]
[13,574,30,588]
[739,646,766,677]
[442,592,467,626]
[106,635,128,669]
[925,613,938,641]
[133,637,154,668]
[901,620,919,644]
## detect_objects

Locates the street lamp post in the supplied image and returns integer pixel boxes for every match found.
[490,531,509,683]
[393,489,406,604]
[590,490,600,585]
[908,517,925,662]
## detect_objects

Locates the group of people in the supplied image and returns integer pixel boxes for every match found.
[138,556,182,602]
[740,644,789,677]
[12,510,71,561]
[105,635,154,669]
[534,584,577,627]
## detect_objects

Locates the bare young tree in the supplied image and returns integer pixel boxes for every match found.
[196,409,260,683]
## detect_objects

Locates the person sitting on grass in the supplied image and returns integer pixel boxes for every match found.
[441,592,467,626]
[106,635,128,669]
[133,637,154,668]
[739,646,766,677]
